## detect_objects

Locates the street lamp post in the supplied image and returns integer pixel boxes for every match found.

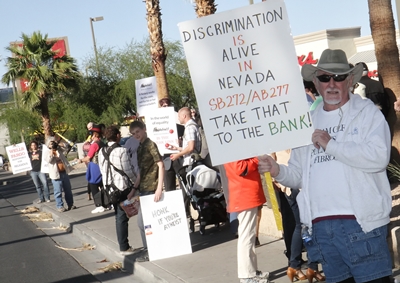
[89,16,104,74]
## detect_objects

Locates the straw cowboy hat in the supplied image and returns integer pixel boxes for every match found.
[301,49,363,85]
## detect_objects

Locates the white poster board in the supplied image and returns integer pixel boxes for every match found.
[40,144,49,173]
[140,190,192,261]
[145,107,179,155]
[178,1,314,165]
[6,143,32,174]
[135,76,158,117]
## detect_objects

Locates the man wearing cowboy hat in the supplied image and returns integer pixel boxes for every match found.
[258,49,392,283]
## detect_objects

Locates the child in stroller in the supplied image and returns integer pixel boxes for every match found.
[176,153,227,235]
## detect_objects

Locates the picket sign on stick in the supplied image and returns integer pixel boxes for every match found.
[264,172,283,231]
[178,0,314,166]
[178,1,315,230]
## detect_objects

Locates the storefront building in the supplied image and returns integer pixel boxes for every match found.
[293,27,399,78]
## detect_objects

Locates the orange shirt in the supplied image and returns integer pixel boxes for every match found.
[224,158,266,213]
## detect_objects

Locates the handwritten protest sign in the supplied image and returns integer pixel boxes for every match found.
[145,107,179,155]
[178,1,314,165]
[140,190,192,261]
[6,143,32,174]
[135,76,158,117]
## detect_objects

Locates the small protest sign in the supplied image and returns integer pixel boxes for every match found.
[140,190,192,261]
[6,143,32,174]
[135,76,158,117]
[178,0,314,165]
[145,107,179,155]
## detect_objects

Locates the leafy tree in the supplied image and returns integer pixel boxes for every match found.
[1,31,81,139]
[81,38,196,114]
[0,107,41,144]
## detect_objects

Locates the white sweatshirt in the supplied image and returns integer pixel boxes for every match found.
[275,93,392,233]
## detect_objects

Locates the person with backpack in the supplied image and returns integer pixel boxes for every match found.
[76,127,106,213]
[98,126,138,255]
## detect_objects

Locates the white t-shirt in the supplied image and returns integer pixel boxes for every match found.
[309,102,353,220]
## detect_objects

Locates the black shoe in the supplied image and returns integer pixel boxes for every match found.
[67,205,77,211]
[255,237,261,247]
[136,251,149,262]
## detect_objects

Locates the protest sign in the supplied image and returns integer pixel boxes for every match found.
[145,107,179,155]
[140,190,192,261]
[178,0,314,165]
[6,143,32,174]
[135,76,158,117]
[40,144,49,173]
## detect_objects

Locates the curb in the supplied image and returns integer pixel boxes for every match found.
[38,204,184,283]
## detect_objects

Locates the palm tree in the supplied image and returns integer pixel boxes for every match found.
[368,0,400,153]
[1,31,81,139]
[145,0,169,102]
[194,0,217,17]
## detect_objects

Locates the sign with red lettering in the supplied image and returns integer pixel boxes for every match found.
[145,106,179,155]
[297,52,318,66]
[6,143,32,174]
[178,0,313,165]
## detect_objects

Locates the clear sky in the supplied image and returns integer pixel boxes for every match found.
[0,0,397,87]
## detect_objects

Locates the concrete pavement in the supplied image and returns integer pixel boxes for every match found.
[4,168,400,283]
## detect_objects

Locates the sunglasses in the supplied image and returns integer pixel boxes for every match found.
[316,74,348,83]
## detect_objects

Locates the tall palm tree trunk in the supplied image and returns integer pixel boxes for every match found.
[368,0,400,158]
[194,0,217,17]
[40,96,52,139]
[145,0,169,103]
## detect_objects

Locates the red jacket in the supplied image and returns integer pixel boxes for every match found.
[224,158,266,213]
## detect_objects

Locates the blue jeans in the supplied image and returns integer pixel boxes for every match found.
[307,219,392,283]
[286,189,318,270]
[51,172,74,209]
[30,171,50,201]
[115,202,130,251]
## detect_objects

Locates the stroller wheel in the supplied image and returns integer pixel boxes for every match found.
[189,218,195,233]
[199,225,205,235]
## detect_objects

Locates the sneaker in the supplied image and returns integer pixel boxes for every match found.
[46,199,51,203]
[91,206,105,214]
[136,250,149,262]
[255,237,261,247]
[57,207,66,212]
[120,246,141,255]
[37,200,44,204]
[68,205,77,211]
[240,277,269,283]
[256,270,270,279]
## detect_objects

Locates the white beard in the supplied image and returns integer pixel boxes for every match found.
[323,88,342,105]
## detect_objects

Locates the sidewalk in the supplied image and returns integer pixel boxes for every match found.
[30,169,290,283]
[13,169,400,283]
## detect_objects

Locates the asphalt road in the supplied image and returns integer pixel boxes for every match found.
[0,170,142,283]
[0,170,100,283]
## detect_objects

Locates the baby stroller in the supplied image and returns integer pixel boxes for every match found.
[177,154,227,235]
